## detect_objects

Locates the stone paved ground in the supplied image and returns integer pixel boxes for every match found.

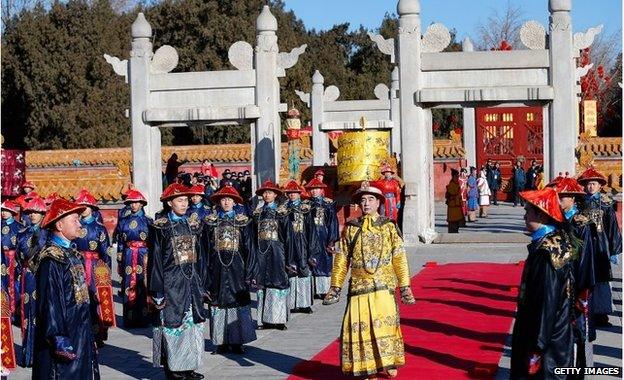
[8,204,622,379]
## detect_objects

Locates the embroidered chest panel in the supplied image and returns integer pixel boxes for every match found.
[314,207,325,226]
[258,219,279,241]
[68,255,90,305]
[292,212,305,233]
[586,208,604,232]
[171,233,197,265]
[215,224,240,251]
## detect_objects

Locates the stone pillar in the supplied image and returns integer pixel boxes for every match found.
[396,0,436,244]
[311,70,330,166]
[548,0,577,176]
[129,13,159,216]
[462,107,476,166]
[254,5,280,184]
[390,67,401,156]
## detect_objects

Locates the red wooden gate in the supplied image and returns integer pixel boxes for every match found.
[475,106,544,179]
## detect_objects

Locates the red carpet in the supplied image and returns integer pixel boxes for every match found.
[289,262,523,379]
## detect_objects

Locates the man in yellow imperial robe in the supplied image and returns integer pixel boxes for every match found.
[323,180,415,379]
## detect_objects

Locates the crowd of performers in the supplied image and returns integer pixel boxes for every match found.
[509,166,621,379]
[1,164,619,379]
[0,164,413,380]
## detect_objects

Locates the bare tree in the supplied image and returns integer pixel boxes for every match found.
[474,1,525,50]
[2,0,37,27]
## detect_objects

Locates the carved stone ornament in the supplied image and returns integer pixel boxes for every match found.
[103,54,128,82]
[421,23,451,53]
[295,90,310,106]
[256,34,278,53]
[574,25,603,51]
[228,41,253,70]
[549,13,571,32]
[576,63,594,81]
[150,45,178,74]
[374,84,390,100]
[368,33,395,63]
[278,44,307,69]
[398,25,419,35]
[323,86,340,102]
[520,21,547,50]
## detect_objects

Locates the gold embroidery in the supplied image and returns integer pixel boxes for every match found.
[314,207,325,226]
[258,219,279,241]
[89,240,98,251]
[215,225,240,251]
[292,212,304,233]
[69,264,89,305]
[78,228,87,238]
[2,226,9,235]
[129,220,138,230]
[172,234,197,265]
[99,232,106,242]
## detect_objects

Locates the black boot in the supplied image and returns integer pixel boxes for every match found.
[300,307,313,314]
[231,344,245,354]
[276,324,287,331]
[164,367,187,380]
[212,344,230,355]
[185,371,205,379]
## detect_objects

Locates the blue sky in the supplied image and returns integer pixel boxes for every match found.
[283,0,622,42]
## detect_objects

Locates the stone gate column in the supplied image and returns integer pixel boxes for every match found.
[548,0,576,178]
[129,13,160,216]
[254,6,281,184]
[311,71,330,166]
[463,108,476,166]
[396,0,436,244]
[390,67,401,156]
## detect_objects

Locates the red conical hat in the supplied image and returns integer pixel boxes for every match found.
[189,184,205,196]
[577,166,607,185]
[283,180,303,193]
[256,180,283,196]
[23,191,39,202]
[21,181,36,190]
[41,199,86,229]
[44,192,61,206]
[124,189,147,204]
[304,178,327,190]
[1,200,19,215]
[160,183,193,202]
[75,189,98,208]
[545,172,567,188]
[520,188,564,222]
[554,177,585,197]
[351,180,385,203]
[314,169,325,177]
[24,197,47,213]
[210,185,243,205]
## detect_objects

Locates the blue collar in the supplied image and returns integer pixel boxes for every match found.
[51,234,71,248]
[5,217,14,225]
[218,209,236,219]
[288,199,301,206]
[132,209,144,217]
[564,205,578,220]
[532,224,556,242]
[82,214,95,224]
[31,223,40,231]
[192,202,202,209]
[585,192,600,202]
[168,211,186,222]
[264,202,277,210]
